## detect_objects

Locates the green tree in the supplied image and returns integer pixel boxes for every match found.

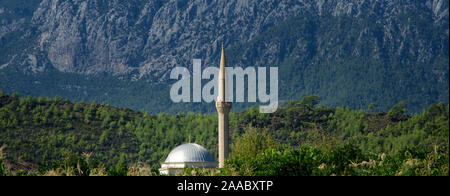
[387,101,407,119]
[298,95,321,110]
[108,154,128,176]
[368,102,377,111]
[11,92,19,100]
[231,127,279,159]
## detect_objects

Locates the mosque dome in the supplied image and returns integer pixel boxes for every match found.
[160,143,217,175]
[164,143,216,163]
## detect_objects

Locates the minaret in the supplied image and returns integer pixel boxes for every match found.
[216,43,232,168]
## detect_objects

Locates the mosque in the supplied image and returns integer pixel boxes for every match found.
[159,43,232,175]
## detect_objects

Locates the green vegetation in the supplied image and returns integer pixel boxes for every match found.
[0,93,448,176]
[0,90,218,170]
[224,142,448,176]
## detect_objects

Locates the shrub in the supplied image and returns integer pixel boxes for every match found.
[231,127,280,159]
[0,157,5,176]
[324,143,367,175]
[387,101,407,120]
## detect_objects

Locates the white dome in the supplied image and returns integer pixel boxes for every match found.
[164,143,216,163]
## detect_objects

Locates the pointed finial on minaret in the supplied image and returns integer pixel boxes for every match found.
[221,41,225,52]
[218,41,227,102]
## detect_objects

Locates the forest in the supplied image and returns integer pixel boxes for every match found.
[0,92,448,176]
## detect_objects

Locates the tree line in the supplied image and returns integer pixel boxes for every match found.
[0,91,448,175]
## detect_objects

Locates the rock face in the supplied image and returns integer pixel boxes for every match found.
[30,0,313,79]
[2,0,447,79]
[0,0,448,113]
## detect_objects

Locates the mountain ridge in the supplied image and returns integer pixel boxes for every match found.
[0,0,448,113]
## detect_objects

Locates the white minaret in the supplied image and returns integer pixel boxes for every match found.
[216,43,232,168]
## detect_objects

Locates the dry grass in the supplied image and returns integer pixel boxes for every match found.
[43,167,76,176]
[182,168,224,176]
[127,162,156,176]
[89,164,108,176]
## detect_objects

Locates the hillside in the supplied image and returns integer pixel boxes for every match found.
[0,0,448,113]
[0,92,448,175]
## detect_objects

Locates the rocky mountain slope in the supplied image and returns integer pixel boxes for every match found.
[0,0,448,113]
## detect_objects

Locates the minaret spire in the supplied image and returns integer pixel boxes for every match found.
[216,42,232,168]
[218,42,227,102]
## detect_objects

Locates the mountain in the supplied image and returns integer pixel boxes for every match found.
[0,0,448,113]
